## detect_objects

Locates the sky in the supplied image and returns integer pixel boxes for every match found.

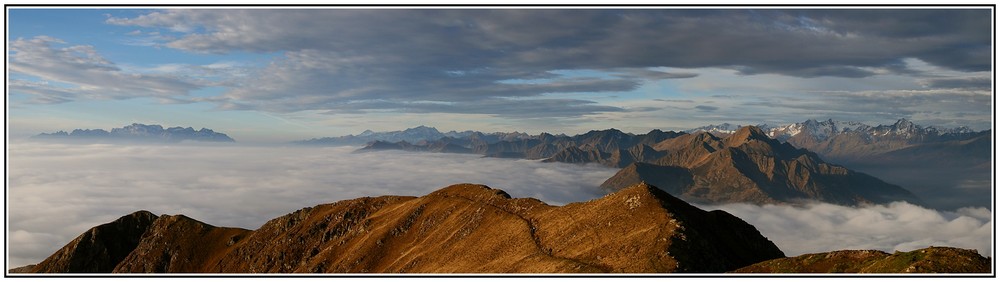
[7,142,991,267]
[6,8,994,142]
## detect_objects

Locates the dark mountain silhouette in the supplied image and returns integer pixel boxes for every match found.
[601,126,923,206]
[295,125,448,146]
[33,123,235,143]
[15,183,787,273]
[840,133,992,210]
[28,211,159,273]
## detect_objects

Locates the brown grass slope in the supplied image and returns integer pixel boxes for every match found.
[733,247,990,273]
[209,183,784,273]
[15,183,785,273]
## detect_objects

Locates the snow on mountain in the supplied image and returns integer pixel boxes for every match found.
[685,123,753,135]
[766,119,872,141]
[690,119,978,143]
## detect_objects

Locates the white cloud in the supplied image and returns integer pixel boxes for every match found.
[8,36,202,103]
[698,202,993,258]
[6,142,615,267]
[7,142,992,268]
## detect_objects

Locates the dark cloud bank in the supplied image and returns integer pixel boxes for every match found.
[96,9,993,118]
[9,9,991,133]
[7,142,991,267]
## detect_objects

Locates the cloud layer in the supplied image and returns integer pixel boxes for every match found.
[7,142,992,268]
[6,142,615,267]
[699,202,992,257]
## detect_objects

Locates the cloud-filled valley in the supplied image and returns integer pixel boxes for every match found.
[7,142,992,267]
[7,142,614,267]
[699,202,991,258]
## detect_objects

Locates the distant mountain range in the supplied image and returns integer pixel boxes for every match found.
[694,119,990,210]
[600,126,923,206]
[687,119,985,163]
[293,125,537,146]
[309,118,987,166]
[340,119,988,209]
[32,123,235,143]
[12,183,987,274]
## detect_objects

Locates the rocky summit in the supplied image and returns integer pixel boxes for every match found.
[15,183,785,273]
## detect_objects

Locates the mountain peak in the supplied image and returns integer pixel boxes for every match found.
[892,118,915,129]
[724,125,771,147]
[408,125,438,131]
[428,183,513,201]
[28,210,160,273]
[610,182,674,206]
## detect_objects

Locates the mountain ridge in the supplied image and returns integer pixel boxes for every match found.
[687,118,987,162]
[12,183,987,274]
[346,119,986,209]
[294,125,540,146]
[15,183,787,273]
[33,123,235,143]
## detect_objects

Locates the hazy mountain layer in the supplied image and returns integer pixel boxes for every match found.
[294,126,536,146]
[33,123,235,143]
[358,128,685,164]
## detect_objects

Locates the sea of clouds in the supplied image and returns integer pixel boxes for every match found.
[6,142,993,267]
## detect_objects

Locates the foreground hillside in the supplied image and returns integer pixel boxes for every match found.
[734,247,990,273]
[15,183,785,273]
